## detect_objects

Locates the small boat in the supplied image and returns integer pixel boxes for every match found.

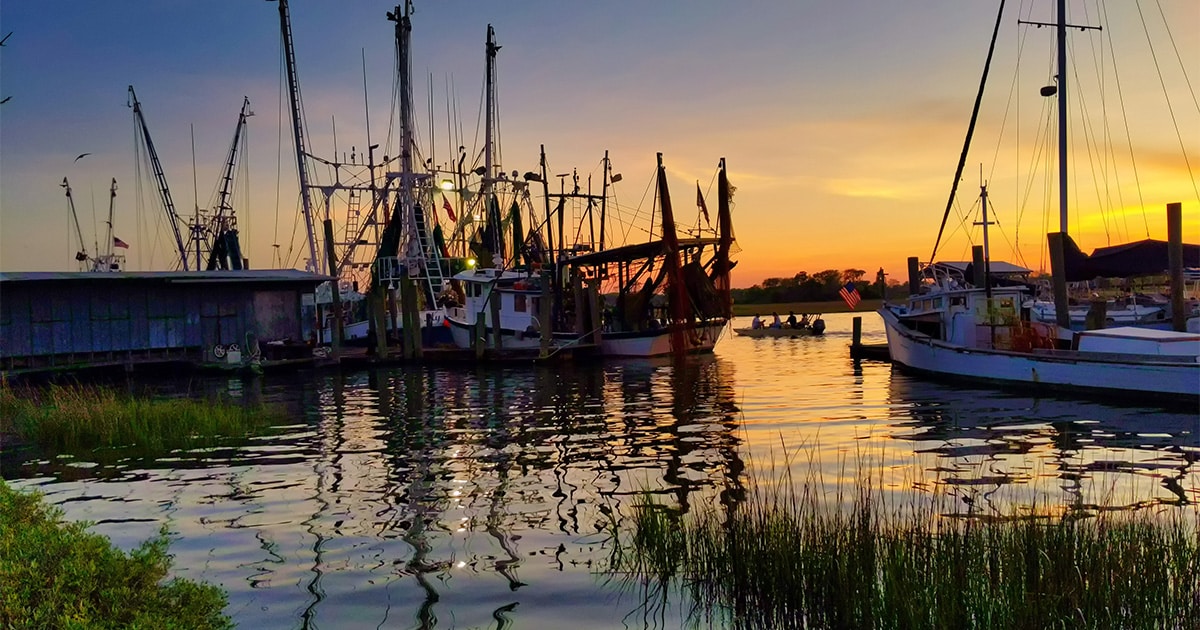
[734,316,825,338]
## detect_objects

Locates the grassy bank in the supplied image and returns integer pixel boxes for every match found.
[0,383,283,452]
[610,471,1200,628]
[0,481,231,629]
[731,299,883,317]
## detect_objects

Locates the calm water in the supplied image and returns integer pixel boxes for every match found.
[4,312,1197,629]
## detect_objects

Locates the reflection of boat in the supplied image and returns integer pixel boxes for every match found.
[880,3,1199,404]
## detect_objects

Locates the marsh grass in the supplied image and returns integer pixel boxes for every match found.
[0,382,283,453]
[610,454,1200,629]
[0,481,232,629]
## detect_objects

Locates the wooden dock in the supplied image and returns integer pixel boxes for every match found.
[849,316,891,361]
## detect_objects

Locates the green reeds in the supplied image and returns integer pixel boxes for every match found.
[610,462,1200,629]
[0,383,282,452]
[0,481,232,629]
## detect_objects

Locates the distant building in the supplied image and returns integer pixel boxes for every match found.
[1,270,329,374]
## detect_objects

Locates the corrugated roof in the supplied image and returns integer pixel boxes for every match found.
[0,269,332,285]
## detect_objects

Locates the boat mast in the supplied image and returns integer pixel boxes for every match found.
[1019,0,1099,234]
[1055,0,1068,233]
[484,24,500,256]
[394,2,416,262]
[275,0,321,273]
[208,96,251,270]
[61,178,89,269]
[102,177,116,267]
[128,85,189,270]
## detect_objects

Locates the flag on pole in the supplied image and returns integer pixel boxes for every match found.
[113,236,130,249]
[441,194,457,222]
[696,182,710,224]
[838,282,861,310]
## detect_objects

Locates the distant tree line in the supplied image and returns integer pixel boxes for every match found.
[732,268,907,304]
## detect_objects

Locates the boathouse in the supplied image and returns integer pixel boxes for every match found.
[0,270,329,374]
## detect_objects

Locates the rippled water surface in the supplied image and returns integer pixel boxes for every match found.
[4,313,1197,629]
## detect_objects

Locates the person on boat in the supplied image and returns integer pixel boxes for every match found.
[786,312,798,329]
[800,313,811,328]
[771,313,782,329]
[751,314,764,329]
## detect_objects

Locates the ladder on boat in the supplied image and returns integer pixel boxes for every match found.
[411,204,445,303]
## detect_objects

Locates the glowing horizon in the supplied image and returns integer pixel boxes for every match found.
[1,1,1196,289]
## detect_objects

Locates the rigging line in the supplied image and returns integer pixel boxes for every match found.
[929,0,1006,264]
[1079,0,1123,243]
[1094,1,1132,244]
[1101,0,1150,238]
[1066,51,1113,244]
[1153,0,1199,114]
[1135,0,1200,205]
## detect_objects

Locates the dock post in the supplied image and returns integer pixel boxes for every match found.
[372,287,388,359]
[971,246,986,288]
[1167,202,1186,332]
[852,316,862,351]
[475,315,486,359]
[1047,233,1072,330]
[490,290,503,351]
[586,278,603,347]
[323,219,343,357]
[907,257,920,295]
[539,271,553,359]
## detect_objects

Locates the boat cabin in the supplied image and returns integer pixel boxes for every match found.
[446,268,547,338]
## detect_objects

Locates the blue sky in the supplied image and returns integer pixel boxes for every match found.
[2,1,1197,285]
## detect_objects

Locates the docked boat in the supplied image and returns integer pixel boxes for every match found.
[561,154,736,357]
[880,0,1199,404]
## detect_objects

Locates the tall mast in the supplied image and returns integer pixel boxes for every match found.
[599,151,609,252]
[1018,0,1098,233]
[276,0,320,272]
[390,2,416,261]
[483,25,498,199]
[103,178,116,264]
[1055,0,1068,234]
[483,24,501,256]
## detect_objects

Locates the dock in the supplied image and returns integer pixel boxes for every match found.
[849,316,891,361]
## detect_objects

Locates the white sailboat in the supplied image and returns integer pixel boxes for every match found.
[879,0,1199,404]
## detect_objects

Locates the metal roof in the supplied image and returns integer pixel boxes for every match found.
[0,269,332,285]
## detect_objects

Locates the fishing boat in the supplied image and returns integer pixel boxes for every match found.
[439,26,595,357]
[879,0,1199,404]
[561,154,735,357]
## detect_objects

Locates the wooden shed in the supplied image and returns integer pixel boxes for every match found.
[0,270,329,373]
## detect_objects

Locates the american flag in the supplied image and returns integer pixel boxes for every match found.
[838,282,860,310]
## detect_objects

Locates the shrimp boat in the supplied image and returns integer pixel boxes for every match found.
[561,154,735,357]
[879,0,1199,404]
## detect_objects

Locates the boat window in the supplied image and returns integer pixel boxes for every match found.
[934,297,944,309]
[514,294,527,312]
[951,296,966,307]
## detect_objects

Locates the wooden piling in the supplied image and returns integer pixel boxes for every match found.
[490,288,502,351]
[1167,202,1185,332]
[971,245,986,288]
[539,271,553,359]
[1047,232,1071,330]
[907,257,920,295]
[322,219,343,357]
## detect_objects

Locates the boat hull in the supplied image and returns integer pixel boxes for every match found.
[880,307,1198,401]
[600,320,726,357]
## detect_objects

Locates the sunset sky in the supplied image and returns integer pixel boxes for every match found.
[1,1,1196,288]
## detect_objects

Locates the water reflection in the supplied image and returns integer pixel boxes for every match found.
[886,374,1199,516]
[2,313,1196,628]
